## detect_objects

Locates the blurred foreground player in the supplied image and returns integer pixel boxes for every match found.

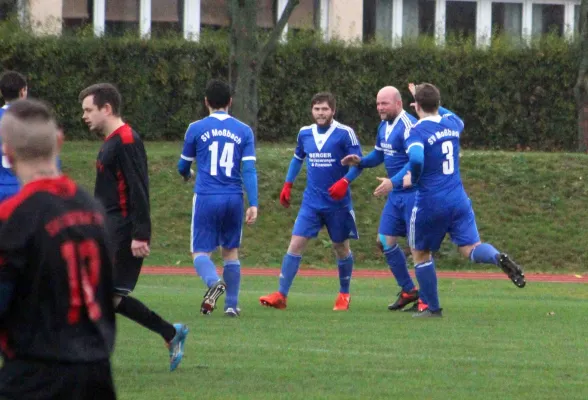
[0,99,116,399]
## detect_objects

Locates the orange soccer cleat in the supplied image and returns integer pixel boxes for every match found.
[259,291,287,309]
[333,292,351,311]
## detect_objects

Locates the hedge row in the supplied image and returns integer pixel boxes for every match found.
[0,30,580,150]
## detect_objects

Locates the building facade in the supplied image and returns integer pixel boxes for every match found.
[12,0,583,46]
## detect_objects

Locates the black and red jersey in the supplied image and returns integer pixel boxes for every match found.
[0,176,116,362]
[95,124,151,242]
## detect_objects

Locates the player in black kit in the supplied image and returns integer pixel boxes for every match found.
[0,99,117,400]
[79,83,188,371]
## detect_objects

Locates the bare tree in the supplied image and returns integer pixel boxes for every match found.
[574,0,588,152]
[228,0,300,136]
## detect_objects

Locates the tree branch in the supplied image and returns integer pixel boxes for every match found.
[258,0,300,66]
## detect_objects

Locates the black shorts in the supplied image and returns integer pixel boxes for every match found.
[113,240,144,296]
[0,359,116,400]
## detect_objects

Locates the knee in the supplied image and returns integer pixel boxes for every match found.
[287,236,307,255]
[332,242,351,259]
[377,234,397,252]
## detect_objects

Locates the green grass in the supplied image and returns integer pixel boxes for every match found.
[112,275,588,400]
[60,141,588,272]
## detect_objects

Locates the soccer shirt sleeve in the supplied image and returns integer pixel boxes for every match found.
[119,141,151,242]
[344,127,362,157]
[293,130,306,161]
[178,127,196,177]
[404,126,425,184]
[241,128,258,207]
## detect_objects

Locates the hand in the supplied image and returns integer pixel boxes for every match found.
[183,169,195,182]
[408,82,416,98]
[373,177,393,197]
[402,171,413,188]
[279,182,293,208]
[341,154,361,167]
[246,206,258,225]
[131,240,150,258]
[328,178,349,200]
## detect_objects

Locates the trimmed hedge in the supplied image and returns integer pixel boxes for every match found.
[0,29,580,150]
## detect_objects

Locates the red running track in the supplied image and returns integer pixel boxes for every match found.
[143,267,587,284]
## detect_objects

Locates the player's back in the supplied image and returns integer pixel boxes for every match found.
[0,176,115,363]
[409,112,465,199]
[184,112,255,195]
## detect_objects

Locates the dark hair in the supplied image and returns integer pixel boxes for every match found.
[78,83,122,116]
[414,83,440,113]
[205,79,231,109]
[310,92,336,110]
[5,98,54,122]
[0,70,27,102]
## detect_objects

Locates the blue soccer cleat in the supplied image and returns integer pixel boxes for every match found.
[168,323,189,372]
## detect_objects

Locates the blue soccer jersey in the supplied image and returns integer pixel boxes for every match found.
[181,111,256,195]
[374,110,417,193]
[0,105,20,201]
[295,120,362,211]
[404,109,465,198]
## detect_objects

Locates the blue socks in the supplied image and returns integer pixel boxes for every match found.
[193,255,220,288]
[384,245,416,293]
[337,253,354,294]
[223,260,241,310]
[414,260,439,311]
[278,253,302,296]
[470,243,500,265]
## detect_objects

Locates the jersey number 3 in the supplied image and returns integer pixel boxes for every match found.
[209,142,235,177]
[442,141,455,175]
[61,240,102,325]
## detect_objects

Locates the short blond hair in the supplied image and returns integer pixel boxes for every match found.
[0,99,59,162]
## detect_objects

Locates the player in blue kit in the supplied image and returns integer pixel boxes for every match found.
[178,79,258,317]
[342,86,426,312]
[259,92,362,311]
[400,83,526,318]
[0,71,28,203]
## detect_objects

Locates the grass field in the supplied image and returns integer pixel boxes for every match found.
[60,141,588,272]
[111,274,588,400]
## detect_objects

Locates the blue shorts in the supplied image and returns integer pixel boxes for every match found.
[409,197,480,251]
[292,204,359,243]
[378,191,416,238]
[191,193,243,253]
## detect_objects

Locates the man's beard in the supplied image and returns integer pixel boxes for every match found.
[314,116,333,128]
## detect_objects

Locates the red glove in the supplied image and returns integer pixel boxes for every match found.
[328,178,349,200]
[280,182,293,208]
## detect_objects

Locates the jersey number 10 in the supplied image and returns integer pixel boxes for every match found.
[442,141,455,175]
[209,141,235,177]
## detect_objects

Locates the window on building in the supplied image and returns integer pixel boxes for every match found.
[362,0,434,43]
[417,0,435,36]
[532,3,564,36]
[62,0,91,33]
[492,2,522,40]
[105,0,139,36]
[445,0,477,41]
[0,0,18,21]
[151,0,182,37]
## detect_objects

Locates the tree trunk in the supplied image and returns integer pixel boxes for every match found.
[574,0,588,153]
[229,0,260,133]
[228,0,300,138]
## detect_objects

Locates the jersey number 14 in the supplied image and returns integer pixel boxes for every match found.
[209,142,235,177]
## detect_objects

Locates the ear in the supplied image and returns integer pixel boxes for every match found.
[103,102,114,116]
[228,97,233,109]
[2,142,15,168]
[204,97,210,109]
[56,129,65,151]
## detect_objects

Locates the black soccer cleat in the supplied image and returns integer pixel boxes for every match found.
[200,280,227,315]
[388,288,419,311]
[496,253,526,288]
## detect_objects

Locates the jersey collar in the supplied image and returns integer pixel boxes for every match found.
[210,111,231,121]
[311,120,338,152]
[385,110,406,141]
